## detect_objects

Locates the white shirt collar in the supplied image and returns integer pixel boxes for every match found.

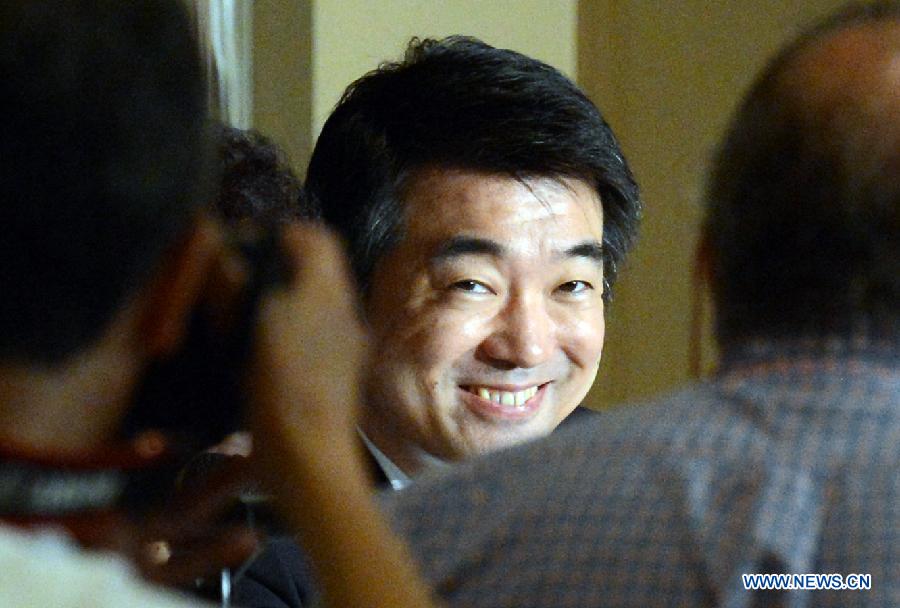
[357,429,411,491]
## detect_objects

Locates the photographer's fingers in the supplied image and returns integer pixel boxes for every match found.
[252,223,366,435]
[248,224,438,608]
[247,223,368,500]
[139,525,258,588]
[135,457,259,584]
[164,456,254,527]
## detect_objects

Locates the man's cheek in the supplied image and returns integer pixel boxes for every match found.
[418,309,490,360]
[566,315,605,368]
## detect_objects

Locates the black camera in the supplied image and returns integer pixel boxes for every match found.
[118,225,293,607]
[122,224,292,451]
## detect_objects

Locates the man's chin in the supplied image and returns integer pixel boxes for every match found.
[456,423,558,459]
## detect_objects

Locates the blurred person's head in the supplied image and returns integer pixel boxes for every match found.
[205,125,307,459]
[705,1,900,345]
[0,0,213,450]
[213,124,308,226]
[308,37,640,473]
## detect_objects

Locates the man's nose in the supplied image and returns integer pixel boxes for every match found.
[477,291,555,369]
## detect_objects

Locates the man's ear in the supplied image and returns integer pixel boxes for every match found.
[138,214,224,359]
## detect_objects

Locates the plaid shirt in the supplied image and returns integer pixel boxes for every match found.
[386,333,900,607]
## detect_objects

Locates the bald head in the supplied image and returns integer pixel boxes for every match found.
[786,17,900,103]
[781,18,900,192]
[705,2,900,343]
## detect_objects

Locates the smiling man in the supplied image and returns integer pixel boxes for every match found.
[305,36,641,481]
[233,35,640,608]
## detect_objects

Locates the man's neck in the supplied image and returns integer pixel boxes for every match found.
[359,413,451,480]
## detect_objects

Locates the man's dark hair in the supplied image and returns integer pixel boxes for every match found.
[0,0,210,365]
[306,36,641,301]
[705,1,900,342]
[213,124,309,225]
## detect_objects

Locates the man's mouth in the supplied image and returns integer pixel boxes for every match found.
[464,385,539,408]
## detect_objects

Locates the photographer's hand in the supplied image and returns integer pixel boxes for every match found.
[134,458,259,588]
[248,223,438,608]
[84,455,258,589]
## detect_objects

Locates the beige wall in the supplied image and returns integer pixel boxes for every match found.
[252,0,577,175]
[311,0,578,135]
[578,0,848,408]
[252,0,313,175]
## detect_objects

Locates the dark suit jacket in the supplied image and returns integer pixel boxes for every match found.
[231,408,597,607]
[232,536,317,608]
[231,442,387,607]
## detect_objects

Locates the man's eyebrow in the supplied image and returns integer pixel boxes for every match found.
[429,237,604,265]
[564,241,605,264]
[430,236,505,262]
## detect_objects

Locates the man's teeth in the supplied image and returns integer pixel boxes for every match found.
[474,386,539,407]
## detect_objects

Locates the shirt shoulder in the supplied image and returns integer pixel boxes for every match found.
[0,525,206,608]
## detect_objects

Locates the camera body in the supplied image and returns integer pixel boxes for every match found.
[122,225,292,451]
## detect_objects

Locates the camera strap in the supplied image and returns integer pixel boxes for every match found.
[0,432,179,539]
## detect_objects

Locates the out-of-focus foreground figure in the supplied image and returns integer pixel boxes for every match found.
[0,1,227,606]
[0,3,431,608]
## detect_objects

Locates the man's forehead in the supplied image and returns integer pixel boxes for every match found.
[399,167,603,239]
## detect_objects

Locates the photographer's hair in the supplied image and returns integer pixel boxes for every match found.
[0,0,210,365]
[306,36,641,302]
[213,124,310,225]
[705,1,900,343]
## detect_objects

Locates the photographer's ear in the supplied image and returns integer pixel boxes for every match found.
[138,213,224,358]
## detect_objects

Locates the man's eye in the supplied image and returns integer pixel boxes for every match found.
[556,280,593,294]
[451,280,492,294]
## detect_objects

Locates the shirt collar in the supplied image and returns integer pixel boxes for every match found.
[357,429,411,491]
